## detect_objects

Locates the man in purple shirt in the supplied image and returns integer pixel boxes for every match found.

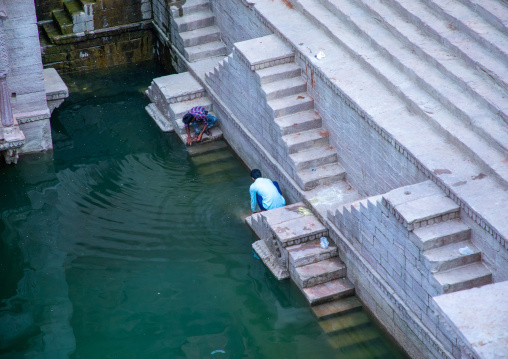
[182,106,218,146]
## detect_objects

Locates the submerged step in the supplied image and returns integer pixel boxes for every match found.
[319,310,370,334]
[327,324,380,349]
[311,296,362,319]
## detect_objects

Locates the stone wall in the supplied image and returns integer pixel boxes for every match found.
[5,0,52,153]
[210,0,271,51]
[41,26,154,73]
[93,0,152,29]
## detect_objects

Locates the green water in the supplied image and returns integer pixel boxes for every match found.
[0,63,407,359]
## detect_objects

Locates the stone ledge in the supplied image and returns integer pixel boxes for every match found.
[234,34,294,71]
[252,239,290,280]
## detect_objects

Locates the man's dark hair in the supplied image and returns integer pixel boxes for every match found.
[250,169,262,179]
[182,114,194,125]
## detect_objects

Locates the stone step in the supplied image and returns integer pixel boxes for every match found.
[268,92,314,118]
[422,0,508,63]
[319,310,370,334]
[327,325,380,349]
[293,257,347,289]
[256,62,302,84]
[460,0,508,34]
[252,240,290,280]
[64,0,84,16]
[434,261,492,294]
[296,162,346,191]
[187,139,228,156]
[169,98,213,134]
[389,194,460,230]
[275,109,322,136]
[180,25,221,47]
[234,34,295,70]
[176,125,224,147]
[173,9,215,32]
[282,127,330,154]
[42,21,61,41]
[327,0,508,144]
[145,103,174,133]
[351,0,508,125]
[171,0,210,17]
[190,149,233,166]
[52,9,73,35]
[272,213,328,247]
[262,76,307,101]
[424,240,482,274]
[184,41,228,62]
[194,154,235,176]
[289,145,337,171]
[311,296,363,319]
[302,277,355,305]
[147,72,206,108]
[412,219,471,251]
[287,238,338,268]
[384,0,508,92]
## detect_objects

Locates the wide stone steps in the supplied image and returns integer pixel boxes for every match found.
[422,0,508,62]
[293,0,508,175]
[461,0,508,33]
[275,110,322,136]
[386,0,508,92]
[351,0,508,122]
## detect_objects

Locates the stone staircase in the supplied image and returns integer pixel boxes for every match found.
[170,0,228,62]
[287,0,508,185]
[41,0,95,43]
[247,203,355,304]
[257,62,346,191]
[382,181,493,295]
[146,71,223,144]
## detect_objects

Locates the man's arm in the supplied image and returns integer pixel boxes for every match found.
[196,123,208,142]
[249,185,258,212]
[185,126,193,145]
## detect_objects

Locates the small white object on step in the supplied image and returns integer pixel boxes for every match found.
[459,246,474,255]
[320,237,329,249]
[315,51,326,60]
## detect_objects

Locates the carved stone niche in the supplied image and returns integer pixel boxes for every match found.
[2,148,19,164]
[166,0,187,17]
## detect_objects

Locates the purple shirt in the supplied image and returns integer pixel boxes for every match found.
[184,106,208,128]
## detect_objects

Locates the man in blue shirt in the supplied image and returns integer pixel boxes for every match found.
[249,169,286,213]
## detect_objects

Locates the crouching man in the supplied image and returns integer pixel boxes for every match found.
[249,169,286,213]
[182,106,218,146]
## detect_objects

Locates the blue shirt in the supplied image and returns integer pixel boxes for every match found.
[250,178,286,212]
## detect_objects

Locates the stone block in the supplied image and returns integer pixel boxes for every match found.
[234,34,293,70]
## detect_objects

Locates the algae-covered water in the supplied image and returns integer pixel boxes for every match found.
[0,62,407,359]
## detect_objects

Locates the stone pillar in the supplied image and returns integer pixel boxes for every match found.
[0,77,13,127]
